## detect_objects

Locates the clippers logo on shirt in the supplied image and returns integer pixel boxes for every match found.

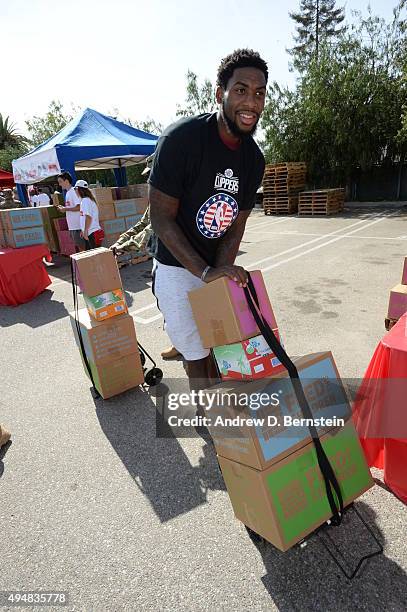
[196,193,238,239]
[214,168,239,194]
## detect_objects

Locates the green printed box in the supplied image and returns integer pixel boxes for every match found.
[218,420,373,551]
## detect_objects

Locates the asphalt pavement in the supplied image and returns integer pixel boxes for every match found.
[1,204,407,611]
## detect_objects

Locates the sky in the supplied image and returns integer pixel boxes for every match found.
[0,0,400,136]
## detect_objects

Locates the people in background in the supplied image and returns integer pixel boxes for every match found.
[28,186,39,207]
[36,188,50,206]
[74,180,101,251]
[57,171,84,252]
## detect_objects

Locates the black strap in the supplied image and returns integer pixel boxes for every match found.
[243,273,343,525]
[70,258,101,398]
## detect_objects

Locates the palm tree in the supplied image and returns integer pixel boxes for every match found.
[0,114,25,148]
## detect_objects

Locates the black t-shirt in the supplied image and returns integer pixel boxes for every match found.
[148,112,265,267]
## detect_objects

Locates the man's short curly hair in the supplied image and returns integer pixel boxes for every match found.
[217,48,268,89]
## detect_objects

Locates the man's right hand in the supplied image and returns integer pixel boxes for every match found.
[204,265,248,287]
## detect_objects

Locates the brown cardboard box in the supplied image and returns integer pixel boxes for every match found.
[134,197,149,213]
[70,309,137,366]
[4,226,47,248]
[52,192,64,206]
[0,228,6,247]
[402,257,407,285]
[218,420,373,551]
[98,202,117,221]
[102,232,121,248]
[0,207,43,230]
[208,352,350,470]
[87,352,144,399]
[189,270,278,347]
[388,284,407,319]
[71,247,122,296]
[91,187,114,205]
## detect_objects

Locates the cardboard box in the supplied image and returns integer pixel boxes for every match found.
[70,308,138,366]
[4,226,47,248]
[0,207,43,230]
[101,218,126,235]
[57,230,76,256]
[208,352,351,470]
[53,217,68,231]
[388,284,407,319]
[218,420,373,551]
[91,187,114,205]
[83,289,127,321]
[134,197,149,213]
[402,258,407,285]
[52,192,64,206]
[102,232,121,248]
[0,228,7,247]
[117,184,148,199]
[189,270,278,347]
[71,247,122,296]
[97,202,116,221]
[213,332,283,381]
[124,214,143,229]
[87,353,144,399]
[40,207,62,252]
[114,199,139,217]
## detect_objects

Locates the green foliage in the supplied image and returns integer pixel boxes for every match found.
[263,7,407,186]
[25,100,74,147]
[0,143,29,172]
[0,114,26,149]
[176,70,216,117]
[288,0,346,72]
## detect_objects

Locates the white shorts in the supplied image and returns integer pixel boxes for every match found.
[153,260,210,361]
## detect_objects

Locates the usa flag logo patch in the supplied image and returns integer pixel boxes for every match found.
[196,193,238,239]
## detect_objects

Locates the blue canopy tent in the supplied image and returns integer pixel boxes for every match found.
[12,108,159,204]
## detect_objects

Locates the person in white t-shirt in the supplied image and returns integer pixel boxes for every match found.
[36,188,50,206]
[74,180,101,251]
[57,171,84,251]
[28,187,38,207]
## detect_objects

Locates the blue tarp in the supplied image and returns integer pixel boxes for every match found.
[13,108,159,202]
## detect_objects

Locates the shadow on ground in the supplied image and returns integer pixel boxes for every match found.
[94,385,225,523]
[249,501,407,611]
[0,289,68,328]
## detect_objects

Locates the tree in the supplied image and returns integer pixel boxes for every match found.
[132,118,163,135]
[176,70,216,117]
[0,143,29,173]
[263,8,407,188]
[288,0,346,72]
[0,114,25,148]
[25,100,75,147]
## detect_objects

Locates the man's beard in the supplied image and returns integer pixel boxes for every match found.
[221,101,258,139]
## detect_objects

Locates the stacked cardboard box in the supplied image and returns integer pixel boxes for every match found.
[70,247,144,398]
[40,205,66,252]
[112,184,148,200]
[189,273,373,551]
[189,271,284,381]
[386,256,407,329]
[0,207,47,248]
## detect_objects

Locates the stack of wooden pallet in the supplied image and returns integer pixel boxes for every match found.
[262,162,306,215]
[298,188,345,216]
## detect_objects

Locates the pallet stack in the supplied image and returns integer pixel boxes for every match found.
[298,188,345,216]
[262,162,307,215]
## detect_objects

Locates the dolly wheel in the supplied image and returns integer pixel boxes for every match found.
[145,368,163,386]
[139,351,146,366]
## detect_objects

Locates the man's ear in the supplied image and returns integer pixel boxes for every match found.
[215,85,224,105]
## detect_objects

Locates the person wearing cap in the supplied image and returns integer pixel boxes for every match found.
[73,180,101,250]
[57,171,84,251]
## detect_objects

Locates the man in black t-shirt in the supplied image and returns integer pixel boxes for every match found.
[149,48,268,390]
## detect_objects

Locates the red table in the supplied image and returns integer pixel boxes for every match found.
[353,313,407,504]
[0,245,52,306]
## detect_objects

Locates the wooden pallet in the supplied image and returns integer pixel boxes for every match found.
[298,188,345,216]
[264,195,299,215]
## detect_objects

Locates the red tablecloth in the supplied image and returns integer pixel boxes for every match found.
[0,245,52,306]
[353,313,407,504]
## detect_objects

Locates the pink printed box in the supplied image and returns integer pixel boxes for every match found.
[53,217,68,231]
[388,284,407,320]
[188,270,278,348]
[57,230,76,256]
